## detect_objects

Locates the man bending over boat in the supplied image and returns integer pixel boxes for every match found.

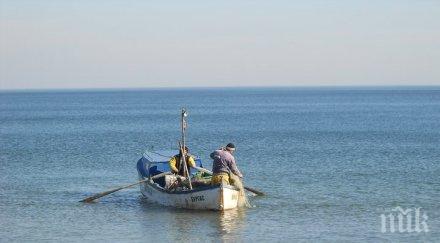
[210,143,243,185]
[169,146,196,177]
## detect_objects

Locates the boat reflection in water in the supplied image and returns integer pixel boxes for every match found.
[216,208,247,241]
[139,197,248,242]
[172,208,247,241]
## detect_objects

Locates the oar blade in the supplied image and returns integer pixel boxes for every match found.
[244,186,265,196]
[80,188,121,203]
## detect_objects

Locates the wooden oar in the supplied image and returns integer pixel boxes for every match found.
[80,171,172,203]
[241,186,264,196]
[193,166,265,196]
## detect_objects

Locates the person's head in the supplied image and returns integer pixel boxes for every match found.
[225,143,236,154]
[179,146,189,156]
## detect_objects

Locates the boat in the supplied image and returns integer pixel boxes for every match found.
[136,150,240,210]
[79,108,259,206]
[136,109,241,210]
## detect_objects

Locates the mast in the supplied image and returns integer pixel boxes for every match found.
[180,108,192,189]
[181,108,187,150]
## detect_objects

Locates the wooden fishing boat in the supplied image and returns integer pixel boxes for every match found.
[80,109,261,206]
[137,150,240,210]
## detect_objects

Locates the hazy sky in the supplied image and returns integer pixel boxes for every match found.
[1,0,439,89]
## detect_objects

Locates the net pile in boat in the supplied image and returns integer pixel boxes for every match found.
[229,173,251,208]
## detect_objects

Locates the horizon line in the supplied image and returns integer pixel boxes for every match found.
[1,84,440,93]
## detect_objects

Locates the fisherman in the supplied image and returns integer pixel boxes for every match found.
[169,146,196,177]
[210,143,243,185]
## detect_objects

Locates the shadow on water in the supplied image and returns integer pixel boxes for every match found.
[138,196,248,241]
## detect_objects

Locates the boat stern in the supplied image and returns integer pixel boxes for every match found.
[219,184,239,210]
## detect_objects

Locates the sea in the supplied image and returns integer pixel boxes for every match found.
[0,87,439,242]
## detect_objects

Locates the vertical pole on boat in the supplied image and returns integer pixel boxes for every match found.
[181,108,186,150]
[180,108,193,189]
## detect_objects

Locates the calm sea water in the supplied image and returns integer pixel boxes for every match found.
[1,87,439,242]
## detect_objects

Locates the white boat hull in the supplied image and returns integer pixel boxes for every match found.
[139,177,240,210]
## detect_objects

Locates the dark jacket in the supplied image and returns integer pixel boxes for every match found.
[210,149,243,178]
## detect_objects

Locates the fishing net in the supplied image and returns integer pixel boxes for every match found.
[229,173,251,208]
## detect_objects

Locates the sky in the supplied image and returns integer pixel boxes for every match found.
[0,0,439,90]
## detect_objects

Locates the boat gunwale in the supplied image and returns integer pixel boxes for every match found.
[143,178,240,194]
